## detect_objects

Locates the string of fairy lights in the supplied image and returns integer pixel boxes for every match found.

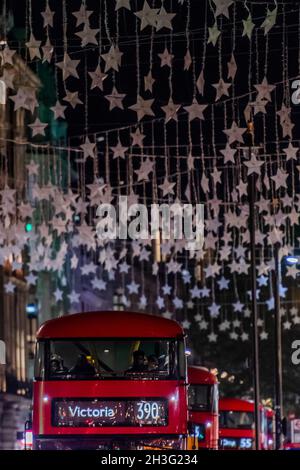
[1,0,300,344]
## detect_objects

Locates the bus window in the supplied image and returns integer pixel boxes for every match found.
[219,410,254,429]
[177,338,187,380]
[188,384,214,412]
[34,341,45,380]
[45,339,182,380]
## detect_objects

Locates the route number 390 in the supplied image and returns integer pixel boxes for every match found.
[137,402,159,420]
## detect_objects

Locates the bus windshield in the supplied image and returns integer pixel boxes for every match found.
[219,410,254,429]
[36,338,184,380]
[188,385,214,412]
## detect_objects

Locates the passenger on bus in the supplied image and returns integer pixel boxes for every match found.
[147,355,159,371]
[69,354,96,377]
[50,354,68,376]
[125,350,147,373]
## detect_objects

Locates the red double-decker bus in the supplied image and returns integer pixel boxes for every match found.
[187,366,219,450]
[219,398,269,450]
[32,311,188,450]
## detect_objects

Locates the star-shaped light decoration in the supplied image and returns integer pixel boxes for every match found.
[56,53,80,80]
[254,76,275,102]
[105,86,126,110]
[134,1,159,30]
[11,87,38,114]
[129,95,154,121]
[241,332,249,342]
[212,0,233,19]
[271,168,288,190]
[101,45,123,72]
[26,34,41,60]
[156,296,165,309]
[161,284,171,296]
[212,78,231,101]
[158,48,174,67]
[26,160,39,176]
[72,4,93,27]
[4,281,15,293]
[135,157,155,181]
[181,319,191,329]
[242,13,255,39]
[161,98,180,122]
[208,332,218,343]
[50,101,67,120]
[80,136,96,160]
[130,128,146,147]
[159,177,176,197]
[68,290,80,305]
[260,331,269,340]
[184,49,192,71]
[0,46,15,66]
[227,53,237,80]
[233,301,244,313]
[110,140,129,159]
[189,285,200,299]
[223,121,247,144]
[220,143,236,163]
[156,6,176,31]
[9,88,27,111]
[139,295,147,309]
[283,143,298,161]
[196,70,205,95]
[42,38,54,63]
[25,273,38,286]
[281,119,295,139]
[63,90,83,109]
[244,153,264,175]
[207,22,221,46]
[144,71,155,93]
[199,319,208,330]
[277,104,291,125]
[88,65,107,91]
[91,279,107,291]
[208,302,221,318]
[115,0,131,10]
[41,4,54,28]
[173,297,184,309]
[261,6,277,35]
[217,276,230,290]
[184,99,207,121]
[28,118,48,137]
[54,288,63,302]
[127,280,140,294]
[76,24,99,47]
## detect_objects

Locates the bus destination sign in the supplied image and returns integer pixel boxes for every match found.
[52,398,168,427]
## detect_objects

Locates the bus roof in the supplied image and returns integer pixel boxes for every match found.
[219,398,255,412]
[188,366,218,385]
[36,311,184,339]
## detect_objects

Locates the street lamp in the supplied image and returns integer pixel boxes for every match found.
[272,252,299,449]
[245,117,261,450]
[273,244,283,450]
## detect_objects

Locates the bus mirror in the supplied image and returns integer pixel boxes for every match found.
[281,417,287,436]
